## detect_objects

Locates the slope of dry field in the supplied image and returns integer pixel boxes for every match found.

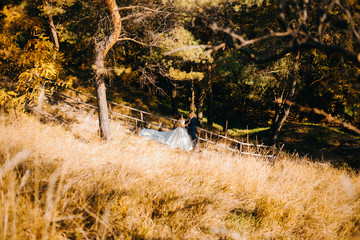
[0,109,359,239]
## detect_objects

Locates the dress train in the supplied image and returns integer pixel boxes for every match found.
[139,126,193,151]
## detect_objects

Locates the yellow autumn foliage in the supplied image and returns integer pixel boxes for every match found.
[0,3,71,111]
[167,67,204,81]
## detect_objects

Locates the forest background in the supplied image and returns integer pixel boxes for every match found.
[1,0,360,167]
[2,1,360,239]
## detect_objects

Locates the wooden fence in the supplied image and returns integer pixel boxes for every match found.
[53,88,277,158]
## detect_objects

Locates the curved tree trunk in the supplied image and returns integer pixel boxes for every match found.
[270,53,300,145]
[270,76,297,145]
[48,15,60,59]
[95,0,122,142]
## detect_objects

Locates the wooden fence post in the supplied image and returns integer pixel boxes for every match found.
[225,120,228,137]
[205,132,208,147]
[140,112,144,128]
[108,102,112,121]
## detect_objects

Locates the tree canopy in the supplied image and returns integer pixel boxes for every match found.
[1,0,359,141]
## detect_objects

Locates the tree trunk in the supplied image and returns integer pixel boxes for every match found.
[270,53,300,145]
[207,78,214,127]
[96,74,111,141]
[48,15,59,59]
[171,83,178,116]
[94,0,122,142]
[270,83,296,144]
[222,104,230,134]
[197,100,204,126]
[272,83,287,125]
[190,79,195,112]
[197,79,206,126]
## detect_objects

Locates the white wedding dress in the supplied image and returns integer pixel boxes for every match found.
[139,119,193,151]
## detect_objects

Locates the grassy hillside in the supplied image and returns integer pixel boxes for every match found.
[1,107,360,239]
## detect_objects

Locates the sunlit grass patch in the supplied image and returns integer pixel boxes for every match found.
[228,127,271,137]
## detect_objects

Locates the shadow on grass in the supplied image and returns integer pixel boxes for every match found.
[233,123,360,170]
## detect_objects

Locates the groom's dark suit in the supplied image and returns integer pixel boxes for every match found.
[186,116,197,146]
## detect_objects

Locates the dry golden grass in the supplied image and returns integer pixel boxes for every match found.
[1,109,360,239]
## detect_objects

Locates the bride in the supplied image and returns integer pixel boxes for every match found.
[139,115,193,151]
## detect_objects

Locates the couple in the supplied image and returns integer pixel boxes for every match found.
[139,112,197,151]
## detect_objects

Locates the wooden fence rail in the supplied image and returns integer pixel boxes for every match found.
[54,88,277,158]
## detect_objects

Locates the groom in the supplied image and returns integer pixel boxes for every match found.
[186,111,197,148]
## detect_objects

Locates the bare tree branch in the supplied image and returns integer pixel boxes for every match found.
[205,1,360,65]
[336,0,360,43]
[120,12,156,21]
[317,0,337,43]
[278,0,288,31]
[118,5,165,12]
[163,43,225,56]
[138,66,166,95]
[118,5,172,21]
[163,45,211,56]
[277,99,360,135]
[210,23,293,48]
[118,37,148,46]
